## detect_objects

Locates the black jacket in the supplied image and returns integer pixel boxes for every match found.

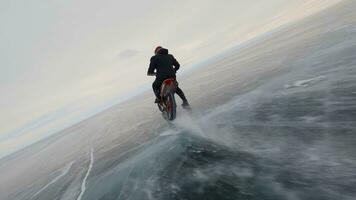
[147,48,180,79]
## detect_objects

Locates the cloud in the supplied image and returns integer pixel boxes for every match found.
[116,49,140,60]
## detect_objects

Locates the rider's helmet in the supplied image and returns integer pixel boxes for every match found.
[154,46,162,54]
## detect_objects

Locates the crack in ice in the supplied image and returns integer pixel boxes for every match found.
[284,76,325,89]
[117,166,134,200]
[76,148,94,200]
[31,161,74,199]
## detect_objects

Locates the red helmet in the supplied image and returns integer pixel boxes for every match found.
[154,46,162,54]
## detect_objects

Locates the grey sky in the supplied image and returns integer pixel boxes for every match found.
[0,0,341,157]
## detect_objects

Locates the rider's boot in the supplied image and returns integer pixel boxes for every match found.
[176,87,190,108]
[178,92,190,108]
[182,100,190,108]
[154,98,161,104]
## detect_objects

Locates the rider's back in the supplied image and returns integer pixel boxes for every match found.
[149,48,180,78]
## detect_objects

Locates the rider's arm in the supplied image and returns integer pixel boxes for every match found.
[147,56,156,76]
[170,55,180,71]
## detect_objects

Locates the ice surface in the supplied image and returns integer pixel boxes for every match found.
[1,1,356,200]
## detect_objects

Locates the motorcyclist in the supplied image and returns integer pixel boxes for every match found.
[147,46,190,108]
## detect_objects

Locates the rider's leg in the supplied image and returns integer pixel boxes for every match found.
[152,79,161,100]
[176,86,189,106]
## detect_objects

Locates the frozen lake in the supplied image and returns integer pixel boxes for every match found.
[0,1,355,199]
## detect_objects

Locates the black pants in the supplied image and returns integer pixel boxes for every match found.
[152,77,188,102]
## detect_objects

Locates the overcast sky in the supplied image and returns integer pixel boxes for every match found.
[0,0,341,158]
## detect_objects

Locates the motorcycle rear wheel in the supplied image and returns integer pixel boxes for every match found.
[165,93,176,120]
